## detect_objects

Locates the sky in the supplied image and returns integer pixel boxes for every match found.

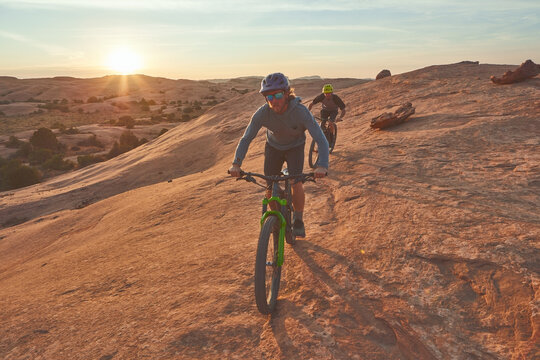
[0,0,539,80]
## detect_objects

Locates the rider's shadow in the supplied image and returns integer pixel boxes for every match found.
[290,240,385,325]
[266,240,399,357]
[268,299,339,358]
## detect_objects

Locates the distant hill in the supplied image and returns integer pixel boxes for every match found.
[295,75,323,80]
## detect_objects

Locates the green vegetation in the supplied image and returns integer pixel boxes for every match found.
[6,136,24,148]
[1,127,76,189]
[77,154,106,168]
[0,157,41,191]
[108,130,147,158]
[0,82,245,188]
[38,102,69,113]
[43,154,74,171]
[77,134,104,148]
[116,115,135,128]
[30,127,62,151]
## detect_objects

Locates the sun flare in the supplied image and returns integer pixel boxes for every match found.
[106,48,142,75]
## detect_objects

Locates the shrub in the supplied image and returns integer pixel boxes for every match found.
[183,106,193,113]
[28,148,54,165]
[38,103,69,112]
[14,142,32,158]
[107,130,146,158]
[181,114,191,122]
[0,159,41,190]
[117,115,135,128]
[30,128,60,151]
[158,128,168,136]
[0,111,5,116]
[43,154,74,171]
[77,134,104,148]
[77,154,105,168]
[6,136,24,149]
[51,122,66,131]
[87,96,100,103]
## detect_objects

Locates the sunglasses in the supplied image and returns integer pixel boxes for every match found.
[265,92,284,101]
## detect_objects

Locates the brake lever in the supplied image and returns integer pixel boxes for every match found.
[244,174,258,184]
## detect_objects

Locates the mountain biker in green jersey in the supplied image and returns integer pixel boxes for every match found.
[229,72,329,238]
[308,84,346,137]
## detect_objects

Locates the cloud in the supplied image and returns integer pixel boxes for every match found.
[0,29,82,59]
[1,0,538,12]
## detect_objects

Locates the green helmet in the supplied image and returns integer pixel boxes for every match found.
[322,84,334,93]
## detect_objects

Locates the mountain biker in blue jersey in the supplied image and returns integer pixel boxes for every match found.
[308,84,346,137]
[229,72,329,238]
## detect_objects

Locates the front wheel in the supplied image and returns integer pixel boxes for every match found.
[254,216,282,314]
[328,123,337,154]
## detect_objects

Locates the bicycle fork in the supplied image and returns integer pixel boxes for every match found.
[260,183,288,266]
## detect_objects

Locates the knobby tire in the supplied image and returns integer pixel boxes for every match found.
[254,215,282,314]
[308,122,337,168]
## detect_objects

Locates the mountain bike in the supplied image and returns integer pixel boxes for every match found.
[308,116,338,168]
[234,170,315,314]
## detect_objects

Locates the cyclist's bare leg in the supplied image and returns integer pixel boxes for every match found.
[291,182,305,212]
[266,188,280,211]
[291,182,306,237]
[328,121,336,135]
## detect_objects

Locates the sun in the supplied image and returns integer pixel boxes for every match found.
[106,48,142,75]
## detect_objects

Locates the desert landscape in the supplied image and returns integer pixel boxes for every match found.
[0,62,539,359]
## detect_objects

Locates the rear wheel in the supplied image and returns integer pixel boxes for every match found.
[254,216,282,314]
[308,139,319,169]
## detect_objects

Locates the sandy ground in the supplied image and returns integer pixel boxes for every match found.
[0,63,538,359]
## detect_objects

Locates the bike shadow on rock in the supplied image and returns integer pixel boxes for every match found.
[266,239,437,359]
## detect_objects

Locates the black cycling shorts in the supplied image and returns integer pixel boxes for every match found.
[321,109,338,122]
[264,142,304,187]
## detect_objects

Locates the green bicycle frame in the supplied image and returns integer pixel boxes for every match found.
[260,196,288,267]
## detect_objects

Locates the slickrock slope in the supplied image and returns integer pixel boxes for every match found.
[0,63,538,359]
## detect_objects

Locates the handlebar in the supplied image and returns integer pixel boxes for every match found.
[228,170,317,187]
[240,171,316,183]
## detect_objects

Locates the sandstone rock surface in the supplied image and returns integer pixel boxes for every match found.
[376,69,391,80]
[1,63,538,360]
[490,59,540,84]
[370,102,415,129]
